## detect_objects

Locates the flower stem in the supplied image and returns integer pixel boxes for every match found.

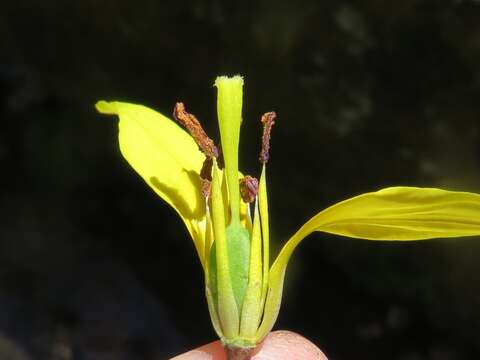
[225,344,255,360]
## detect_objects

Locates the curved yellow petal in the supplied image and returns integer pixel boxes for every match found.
[96,101,207,262]
[287,186,480,248]
[257,186,480,340]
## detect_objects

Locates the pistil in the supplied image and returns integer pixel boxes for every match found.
[214,76,244,224]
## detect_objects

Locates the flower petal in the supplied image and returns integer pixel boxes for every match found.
[96,101,207,261]
[289,186,480,245]
[240,198,263,339]
[257,186,480,340]
[211,161,239,339]
[258,165,270,313]
[204,204,224,339]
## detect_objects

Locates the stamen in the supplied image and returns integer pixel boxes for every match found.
[173,102,219,158]
[259,111,276,164]
[200,157,213,198]
[200,157,213,181]
[239,175,259,203]
[201,180,211,199]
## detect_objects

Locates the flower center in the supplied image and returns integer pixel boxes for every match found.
[173,76,276,335]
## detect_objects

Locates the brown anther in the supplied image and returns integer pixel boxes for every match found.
[200,157,213,181]
[199,157,213,198]
[201,179,211,199]
[239,175,259,203]
[259,111,276,164]
[173,102,219,158]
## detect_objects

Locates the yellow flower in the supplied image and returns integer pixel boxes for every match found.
[96,75,480,355]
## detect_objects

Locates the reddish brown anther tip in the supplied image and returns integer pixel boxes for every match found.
[240,175,259,203]
[173,102,219,158]
[259,111,276,164]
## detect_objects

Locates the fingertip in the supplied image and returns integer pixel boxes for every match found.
[170,331,328,360]
[253,330,328,360]
[170,340,226,360]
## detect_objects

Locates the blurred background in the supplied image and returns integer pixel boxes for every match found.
[1,0,480,359]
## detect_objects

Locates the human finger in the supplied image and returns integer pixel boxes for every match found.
[170,330,328,360]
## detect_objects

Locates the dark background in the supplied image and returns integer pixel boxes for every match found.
[1,1,480,359]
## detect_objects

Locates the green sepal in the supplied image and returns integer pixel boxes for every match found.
[226,224,251,311]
